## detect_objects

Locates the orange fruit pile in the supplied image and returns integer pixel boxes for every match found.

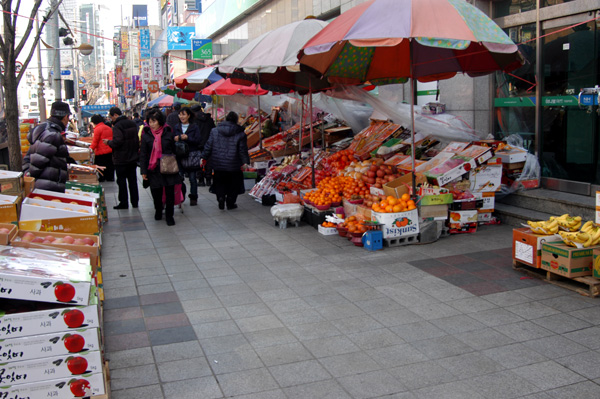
[371,194,416,213]
[322,222,337,228]
[325,149,355,172]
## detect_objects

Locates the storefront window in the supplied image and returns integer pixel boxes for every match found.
[493,24,537,152]
[540,21,600,182]
[493,0,570,18]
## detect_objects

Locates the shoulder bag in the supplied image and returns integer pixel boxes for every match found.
[160,154,179,174]
[175,140,189,158]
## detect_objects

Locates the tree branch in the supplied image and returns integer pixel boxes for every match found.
[12,0,20,29]
[15,4,55,85]
[14,0,44,56]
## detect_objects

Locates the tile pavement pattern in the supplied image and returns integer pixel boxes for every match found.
[101,182,600,398]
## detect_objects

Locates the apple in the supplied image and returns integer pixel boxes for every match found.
[69,379,91,397]
[52,199,62,202]
[63,309,85,328]
[82,237,95,246]
[62,236,75,244]
[0,228,10,234]
[63,334,85,353]
[42,240,54,244]
[54,238,64,244]
[33,196,43,199]
[54,282,76,302]
[70,201,79,205]
[77,209,88,213]
[44,235,56,243]
[32,237,44,243]
[22,232,36,242]
[73,239,85,245]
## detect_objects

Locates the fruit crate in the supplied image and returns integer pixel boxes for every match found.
[302,205,334,229]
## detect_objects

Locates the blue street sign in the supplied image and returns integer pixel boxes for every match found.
[81,104,115,112]
[50,70,72,76]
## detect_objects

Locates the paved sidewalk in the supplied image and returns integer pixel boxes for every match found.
[101,181,600,399]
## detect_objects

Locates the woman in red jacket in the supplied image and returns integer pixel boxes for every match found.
[90,114,115,182]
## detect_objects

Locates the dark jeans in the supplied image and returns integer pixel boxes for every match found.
[115,163,139,207]
[180,170,198,197]
[95,153,114,182]
[212,170,243,207]
[151,185,174,219]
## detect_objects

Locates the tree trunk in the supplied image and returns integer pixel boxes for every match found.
[2,63,22,172]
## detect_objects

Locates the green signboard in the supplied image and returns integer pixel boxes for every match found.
[192,39,212,60]
[494,95,580,107]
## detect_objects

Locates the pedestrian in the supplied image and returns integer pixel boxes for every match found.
[139,109,180,226]
[132,112,144,129]
[202,111,250,210]
[106,106,139,209]
[192,104,216,187]
[22,100,71,192]
[166,103,181,128]
[173,107,202,206]
[89,114,114,182]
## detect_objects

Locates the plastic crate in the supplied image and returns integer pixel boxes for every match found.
[362,230,383,251]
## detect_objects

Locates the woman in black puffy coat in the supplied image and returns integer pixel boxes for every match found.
[202,111,249,210]
[173,108,202,206]
[139,109,180,226]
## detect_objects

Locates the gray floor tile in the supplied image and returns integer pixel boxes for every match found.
[283,379,352,399]
[200,334,253,355]
[110,364,160,390]
[255,342,314,366]
[390,321,447,342]
[319,351,382,377]
[453,327,516,350]
[338,370,407,398]
[513,360,586,390]
[148,325,197,346]
[269,360,331,387]
[436,352,505,378]
[208,349,264,374]
[193,319,241,339]
[236,314,284,332]
[430,314,487,334]
[367,343,428,368]
[244,327,298,349]
[347,328,406,350]
[390,360,458,390]
[532,313,593,334]
[482,343,549,369]
[111,384,164,399]
[217,368,279,397]
[523,335,588,359]
[412,380,486,399]
[157,357,212,382]
[162,376,222,399]
[411,335,475,360]
[303,335,360,358]
[106,347,155,369]
[152,341,205,363]
[546,380,600,399]
[142,301,184,317]
[555,349,600,380]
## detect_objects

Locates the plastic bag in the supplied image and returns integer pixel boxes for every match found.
[270,203,304,220]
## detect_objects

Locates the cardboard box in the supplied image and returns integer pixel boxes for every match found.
[478,212,494,223]
[370,186,385,196]
[473,192,495,213]
[383,173,427,198]
[0,194,20,224]
[419,193,453,206]
[541,242,593,278]
[419,204,448,220]
[318,225,338,236]
[442,142,470,153]
[0,350,103,385]
[356,205,372,220]
[0,304,100,339]
[19,198,99,235]
[0,256,92,305]
[448,210,478,228]
[457,145,493,166]
[0,327,101,362]
[513,227,551,268]
[593,248,600,279]
[0,223,18,245]
[0,171,23,195]
[449,198,482,211]
[468,164,502,192]
[424,155,476,187]
[372,209,419,238]
[496,148,528,164]
[11,231,100,269]
[29,189,96,207]
[449,222,478,234]
[0,371,105,398]
[23,176,35,197]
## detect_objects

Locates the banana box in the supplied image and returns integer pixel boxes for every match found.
[513,227,550,268]
[541,242,593,278]
[593,249,600,279]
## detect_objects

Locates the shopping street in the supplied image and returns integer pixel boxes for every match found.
[101,180,600,399]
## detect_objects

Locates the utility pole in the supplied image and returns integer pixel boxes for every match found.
[50,0,62,100]
[36,16,47,122]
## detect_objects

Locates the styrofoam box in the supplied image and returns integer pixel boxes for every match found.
[372,209,419,238]
[0,304,100,339]
[0,327,100,362]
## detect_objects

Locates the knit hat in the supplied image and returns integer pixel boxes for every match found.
[50,101,71,117]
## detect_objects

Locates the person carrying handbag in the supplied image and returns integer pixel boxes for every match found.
[173,108,202,206]
[139,109,180,226]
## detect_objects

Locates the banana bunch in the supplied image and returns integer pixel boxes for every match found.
[558,228,599,248]
[580,221,600,246]
[527,218,558,235]
[554,214,582,232]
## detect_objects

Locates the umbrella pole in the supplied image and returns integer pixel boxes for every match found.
[299,95,304,153]
[410,46,416,197]
[257,73,263,150]
[310,84,315,188]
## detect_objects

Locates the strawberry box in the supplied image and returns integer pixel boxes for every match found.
[0,327,101,362]
[0,256,92,305]
[0,350,103,386]
[0,304,100,339]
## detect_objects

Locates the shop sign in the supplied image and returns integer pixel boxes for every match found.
[148,81,159,93]
[139,28,151,59]
[167,27,196,51]
[494,96,579,107]
[152,57,163,81]
[141,60,152,89]
[192,39,212,60]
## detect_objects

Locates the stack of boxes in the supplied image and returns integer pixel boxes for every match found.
[0,252,106,398]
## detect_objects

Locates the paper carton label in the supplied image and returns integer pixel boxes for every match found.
[0,371,105,398]
[469,165,502,192]
[515,241,534,264]
[372,209,419,238]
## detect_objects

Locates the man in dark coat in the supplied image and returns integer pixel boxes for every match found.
[165,103,181,129]
[23,101,71,192]
[107,107,140,209]
[132,112,144,129]
[191,104,216,187]
[202,111,250,210]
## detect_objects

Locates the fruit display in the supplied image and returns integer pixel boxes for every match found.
[553,214,582,231]
[321,222,337,228]
[369,194,416,214]
[556,220,600,248]
[527,218,559,235]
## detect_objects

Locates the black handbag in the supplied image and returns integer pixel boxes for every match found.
[181,150,202,170]
[175,140,189,158]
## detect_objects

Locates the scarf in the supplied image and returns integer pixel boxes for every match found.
[148,125,165,170]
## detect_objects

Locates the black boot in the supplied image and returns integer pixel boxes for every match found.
[217,197,225,210]
[205,174,212,187]
[189,194,198,206]
[198,171,206,187]
[154,209,162,220]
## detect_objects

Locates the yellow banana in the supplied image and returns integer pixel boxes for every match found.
[581,221,594,233]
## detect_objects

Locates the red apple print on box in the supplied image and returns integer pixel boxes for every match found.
[62,333,85,352]
[69,378,91,397]
[54,282,75,302]
[66,356,88,374]
[62,309,85,328]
